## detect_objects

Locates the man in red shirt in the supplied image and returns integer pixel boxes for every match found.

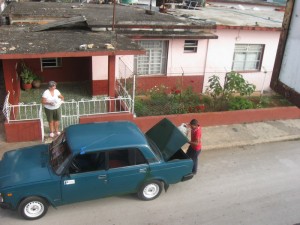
[187,119,202,174]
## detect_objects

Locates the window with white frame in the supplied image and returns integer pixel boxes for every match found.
[41,58,62,68]
[184,40,198,53]
[232,44,264,71]
[134,40,168,75]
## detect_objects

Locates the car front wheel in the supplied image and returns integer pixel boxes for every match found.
[18,196,48,220]
[137,180,163,201]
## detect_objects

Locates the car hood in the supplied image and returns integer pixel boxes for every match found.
[146,118,189,161]
[0,144,52,189]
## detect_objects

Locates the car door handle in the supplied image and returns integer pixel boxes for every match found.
[98,175,107,179]
[139,168,147,173]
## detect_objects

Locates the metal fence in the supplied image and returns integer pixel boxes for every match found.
[3,92,133,138]
[2,92,45,141]
[118,58,136,114]
[60,100,79,130]
[59,96,133,130]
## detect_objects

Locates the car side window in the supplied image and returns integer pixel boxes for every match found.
[109,148,147,169]
[69,152,105,174]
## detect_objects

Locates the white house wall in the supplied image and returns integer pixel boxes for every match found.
[92,56,108,80]
[117,55,135,78]
[166,39,207,76]
[204,29,281,93]
[116,40,208,78]
[92,30,280,94]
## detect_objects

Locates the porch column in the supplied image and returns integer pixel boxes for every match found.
[108,55,116,112]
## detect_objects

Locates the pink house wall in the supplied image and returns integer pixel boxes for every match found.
[166,39,208,76]
[204,29,281,92]
[92,30,280,95]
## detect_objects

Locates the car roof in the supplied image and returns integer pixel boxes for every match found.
[65,121,148,155]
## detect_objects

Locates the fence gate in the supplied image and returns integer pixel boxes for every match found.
[60,100,79,130]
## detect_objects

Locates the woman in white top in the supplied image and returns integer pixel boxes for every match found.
[42,81,64,138]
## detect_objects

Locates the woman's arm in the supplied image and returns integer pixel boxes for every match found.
[42,97,55,106]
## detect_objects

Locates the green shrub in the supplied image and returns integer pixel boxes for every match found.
[228,97,254,110]
[257,96,271,108]
[134,99,149,117]
[148,85,168,102]
[206,72,256,111]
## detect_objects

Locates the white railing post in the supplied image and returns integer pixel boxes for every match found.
[39,104,44,142]
[2,91,11,123]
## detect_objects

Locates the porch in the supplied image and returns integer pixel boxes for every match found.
[3,79,134,142]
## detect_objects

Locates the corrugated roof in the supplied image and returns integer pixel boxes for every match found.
[1,2,216,29]
[0,2,218,57]
[168,2,284,29]
[0,26,145,59]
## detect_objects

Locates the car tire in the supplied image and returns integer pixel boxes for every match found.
[18,196,48,220]
[137,180,163,201]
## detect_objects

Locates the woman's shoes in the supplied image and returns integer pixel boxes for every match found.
[50,132,61,138]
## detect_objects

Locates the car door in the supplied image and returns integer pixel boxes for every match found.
[104,148,150,196]
[61,152,109,204]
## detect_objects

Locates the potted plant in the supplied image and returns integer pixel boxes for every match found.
[32,75,42,88]
[20,63,35,90]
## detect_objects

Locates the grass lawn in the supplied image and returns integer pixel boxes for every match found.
[20,82,92,104]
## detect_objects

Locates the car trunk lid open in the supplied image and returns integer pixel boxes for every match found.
[146,118,189,161]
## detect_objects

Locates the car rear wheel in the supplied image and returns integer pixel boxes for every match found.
[18,196,48,220]
[137,180,163,201]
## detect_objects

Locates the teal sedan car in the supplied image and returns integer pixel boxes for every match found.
[0,118,194,220]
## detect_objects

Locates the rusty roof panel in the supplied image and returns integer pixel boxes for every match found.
[1,2,215,28]
[0,27,145,59]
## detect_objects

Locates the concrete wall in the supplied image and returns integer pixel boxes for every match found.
[4,120,42,142]
[4,106,300,142]
[134,106,300,132]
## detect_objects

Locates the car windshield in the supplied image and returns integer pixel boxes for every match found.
[49,132,72,175]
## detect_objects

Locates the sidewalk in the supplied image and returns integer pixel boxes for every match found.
[1,119,300,158]
[202,118,300,150]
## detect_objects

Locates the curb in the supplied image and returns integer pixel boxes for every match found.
[203,134,300,151]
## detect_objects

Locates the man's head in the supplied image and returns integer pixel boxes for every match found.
[189,119,199,129]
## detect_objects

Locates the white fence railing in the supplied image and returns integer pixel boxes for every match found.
[2,92,43,123]
[2,92,45,141]
[118,58,136,114]
[3,93,133,138]
[60,100,79,130]
[78,96,132,116]
[59,96,133,130]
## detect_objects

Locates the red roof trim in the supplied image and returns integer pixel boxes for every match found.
[0,50,146,60]
[216,25,282,31]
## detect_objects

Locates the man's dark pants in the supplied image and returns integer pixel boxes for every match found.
[186,146,201,174]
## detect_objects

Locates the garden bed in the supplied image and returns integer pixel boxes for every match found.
[134,91,294,117]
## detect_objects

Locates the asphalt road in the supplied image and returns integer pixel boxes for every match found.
[1,140,300,225]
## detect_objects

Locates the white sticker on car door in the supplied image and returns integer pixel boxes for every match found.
[64,180,75,185]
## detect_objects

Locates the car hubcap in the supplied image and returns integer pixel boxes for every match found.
[24,201,44,218]
[143,183,159,199]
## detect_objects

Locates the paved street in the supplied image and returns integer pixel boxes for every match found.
[1,140,300,225]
